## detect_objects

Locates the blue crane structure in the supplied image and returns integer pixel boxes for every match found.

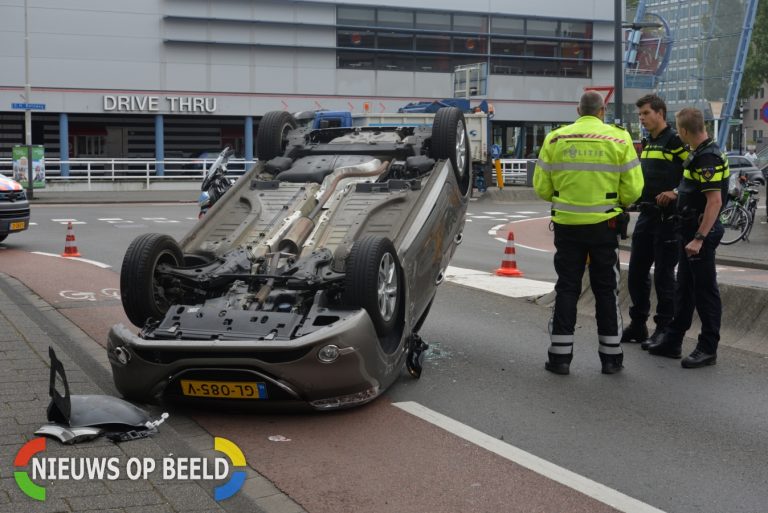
[717,0,758,145]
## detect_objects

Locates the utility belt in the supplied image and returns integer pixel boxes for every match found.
[637,202,678,223]
[676,207,702,230]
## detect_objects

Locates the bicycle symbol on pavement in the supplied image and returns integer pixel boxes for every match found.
[59,288,120,302]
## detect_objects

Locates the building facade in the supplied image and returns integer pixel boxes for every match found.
[1,0,615,164]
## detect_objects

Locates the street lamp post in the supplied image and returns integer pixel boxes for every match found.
[614,0,623,126]
[23,0,33,199]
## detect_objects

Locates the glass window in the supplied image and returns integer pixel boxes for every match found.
[560,60,590,78]
[378,31,413,51]
[337,51,374,69]
[416,12,451,31]
[754,130,758,141]
[491,37,524,56]
[527,59,559,76]
[453,14,487,33]
[377,53,414,71]
[453,35,487,54]
[759,129,764,140]
[414,54,452,72]
[560,21,591,39]
[527,40,559,58]
[337,7,375,26]
[761,88,765,98]
[491,17,524,35]
[337,30,375,49]
[527,20,558,37]
[491,57,526,75]
[377,9,413,29]
[415,33,451,53]
[561,42,591,60]
[452,55,486,70]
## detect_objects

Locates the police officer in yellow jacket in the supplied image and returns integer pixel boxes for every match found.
[534,91,644,375]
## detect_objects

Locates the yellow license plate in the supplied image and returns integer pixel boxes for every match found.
[180,379,267,399]
[9,221,26,231]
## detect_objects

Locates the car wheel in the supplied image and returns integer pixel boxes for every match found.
[0,233,7,243]
[431,107,471,196]
[120,233,183,327]
[345,236,402,337]
[257,111,298,161]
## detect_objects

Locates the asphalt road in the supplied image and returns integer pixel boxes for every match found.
[4,201,768,512]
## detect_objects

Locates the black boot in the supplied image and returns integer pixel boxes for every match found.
[545,352,572,375]
[621,321,648,343]
[681,348,717,368]
[641,326,665,351]
[646,333,682,359]
[599,352,624,374]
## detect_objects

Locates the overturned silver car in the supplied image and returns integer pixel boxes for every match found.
[107,107,471,410]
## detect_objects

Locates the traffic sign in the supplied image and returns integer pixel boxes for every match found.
[11,103,46,110]
[761,102,768,124]
[490,144,502,159]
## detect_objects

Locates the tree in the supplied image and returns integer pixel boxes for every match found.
[740,0,768,99]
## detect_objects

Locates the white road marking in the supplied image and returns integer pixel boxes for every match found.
[444,265,553,297]
[514,243,551,253]
[515,211,540,214]
[488,224,506,236]
[99,218,134,224]
[471,215,493,219]
[51,219,85,225]
[483,211,507,215]
[28,222,37,226]
[31,251,111,269]
[142,217,180,223]
[59,290,96,301]
[394,401,666,513]
[507,214,528,218]
[185,217,198,220]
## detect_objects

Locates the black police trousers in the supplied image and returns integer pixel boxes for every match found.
[627,211,679,328]
[666,222,724,354]
[550,220,621,357]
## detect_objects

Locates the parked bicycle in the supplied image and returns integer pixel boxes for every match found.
[720,180,760,245]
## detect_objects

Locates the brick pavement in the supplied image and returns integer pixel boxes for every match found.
[0,273,305,513]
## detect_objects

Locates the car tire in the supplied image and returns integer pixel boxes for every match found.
[120,233,184,327]
[431,107,471,196]
[257,111,298,161]
[0,234,7,243]
[345,235,402,338]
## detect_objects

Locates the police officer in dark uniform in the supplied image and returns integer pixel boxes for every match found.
[646,107,728,368]
[622,95,688,348]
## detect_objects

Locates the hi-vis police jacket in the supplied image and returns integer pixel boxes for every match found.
[533,116,644,225]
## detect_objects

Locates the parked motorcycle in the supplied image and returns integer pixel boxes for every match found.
[198,147,235,218]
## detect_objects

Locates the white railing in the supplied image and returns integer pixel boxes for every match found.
[0,158,256,188]
[490,159,535,186]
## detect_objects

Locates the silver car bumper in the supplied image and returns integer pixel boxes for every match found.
[107,309,406,410]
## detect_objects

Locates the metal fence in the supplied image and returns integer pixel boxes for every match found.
[490,159,535,186]
[0,157,535,188]
[0,158,255,187]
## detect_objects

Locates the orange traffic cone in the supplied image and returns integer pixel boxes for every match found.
[495,230,523,277]
[61,222,82,257]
